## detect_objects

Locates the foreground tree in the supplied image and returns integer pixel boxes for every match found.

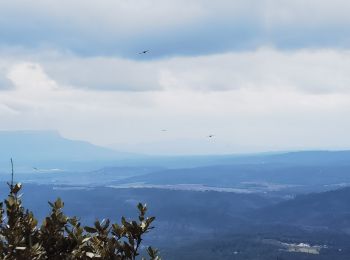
[0,183,160,259]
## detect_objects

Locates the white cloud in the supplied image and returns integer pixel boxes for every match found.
[1,48,350,154]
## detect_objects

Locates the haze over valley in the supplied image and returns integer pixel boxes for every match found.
[0,131,350,259]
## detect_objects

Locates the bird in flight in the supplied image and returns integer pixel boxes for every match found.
[208,135,215,138]
[139,50,149,54]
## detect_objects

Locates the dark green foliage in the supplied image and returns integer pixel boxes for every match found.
[0,183,160,259]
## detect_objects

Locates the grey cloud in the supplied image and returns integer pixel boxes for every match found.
[1,1,350,58]
[0,69,14,90]
[43,57,161,91]
[28,48,350,94]
[0,77,13,90]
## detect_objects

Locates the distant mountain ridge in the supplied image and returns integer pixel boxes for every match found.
[1,130,350,171]
[0,130,134,170]
[135,150,350,169]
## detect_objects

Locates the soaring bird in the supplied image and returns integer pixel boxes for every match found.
[139,50,149,54]
[208,135,214,138]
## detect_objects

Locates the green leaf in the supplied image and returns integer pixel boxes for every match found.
[84,226,98,233]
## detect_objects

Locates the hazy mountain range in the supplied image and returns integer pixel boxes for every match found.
[1,130,350,259]
[2,130,350,169]
[0,130,138,171]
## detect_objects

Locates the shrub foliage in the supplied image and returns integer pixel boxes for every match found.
[0,183,160,259]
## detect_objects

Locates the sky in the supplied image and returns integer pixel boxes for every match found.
[1,0,350,155]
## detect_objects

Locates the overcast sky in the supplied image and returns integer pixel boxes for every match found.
[1,0,350,155]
